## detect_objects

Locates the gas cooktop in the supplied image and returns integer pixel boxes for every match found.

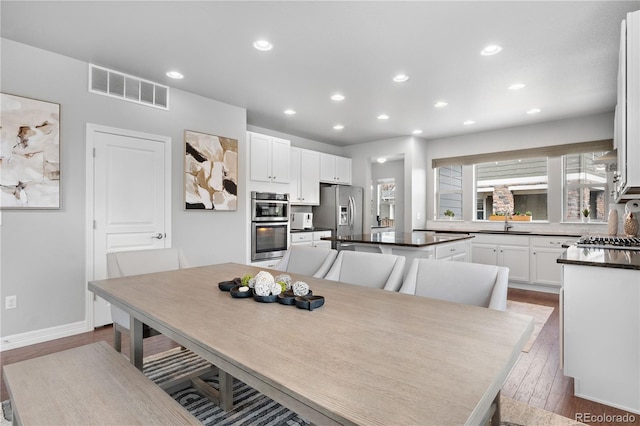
[576,236,640,250]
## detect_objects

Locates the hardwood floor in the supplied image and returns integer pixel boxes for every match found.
[506,288,639,426]
[1,289,638,425]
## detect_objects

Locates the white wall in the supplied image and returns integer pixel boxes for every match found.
[0,39,247,343]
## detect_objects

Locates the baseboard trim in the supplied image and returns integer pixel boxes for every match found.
[0,320,91,352]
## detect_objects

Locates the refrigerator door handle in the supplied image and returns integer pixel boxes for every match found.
[350,196,357,230]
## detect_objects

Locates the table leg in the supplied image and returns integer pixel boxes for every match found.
[219,370,234,411]
[491,390,501,425]
[129,317,143,370]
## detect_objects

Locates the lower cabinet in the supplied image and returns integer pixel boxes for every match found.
[435,240,470,261]
[530,237,566,287]
[290,230,331,249]
[471,234,530,282]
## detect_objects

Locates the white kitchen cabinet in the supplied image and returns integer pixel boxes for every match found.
[471,234,530,282]
[615,10,640,201]
[249,132,290,184]
[290,147,320,205]
[435,239,470,261]
[290,230,331,249]
[320,153,351,185]
[563,264,640,413]
[530,237,567,287]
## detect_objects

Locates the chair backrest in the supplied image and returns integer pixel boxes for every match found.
[274,245,338,278]
[106,248,188,329]
[399,258,508,311]
[106,248,188,278]
[324,250,405,291]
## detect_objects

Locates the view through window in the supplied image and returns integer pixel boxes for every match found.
[564,152,608,221]
[475,158,548,220]
[435,165,462,219]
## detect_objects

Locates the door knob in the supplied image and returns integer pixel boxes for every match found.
[151,233,164,239]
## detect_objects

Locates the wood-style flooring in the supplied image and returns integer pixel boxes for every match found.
[1,288,638,425]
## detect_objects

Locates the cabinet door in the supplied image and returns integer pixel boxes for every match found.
[499,245,530,282]
[319,153,336,183]
[299,149,320,204]
[531,248,564,286]
[471,243,498,265]
[249,133,272,182]
[334,156,351,184]
[290,147,302,203]
[270,137,290,184]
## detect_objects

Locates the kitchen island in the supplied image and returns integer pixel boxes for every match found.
[322,231,474,275]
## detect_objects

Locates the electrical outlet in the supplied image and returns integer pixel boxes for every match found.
[5,295,17,310]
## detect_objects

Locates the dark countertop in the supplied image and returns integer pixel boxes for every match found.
[557,245,640,271]
[414,229,582,237]
[321,231,474,248]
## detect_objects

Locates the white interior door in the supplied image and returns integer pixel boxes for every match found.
[87,124,171,327]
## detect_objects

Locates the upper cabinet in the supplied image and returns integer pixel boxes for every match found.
[320,153,351,185]
[290,147,320,205]
[615,10,639,201]
[249,132,290,184]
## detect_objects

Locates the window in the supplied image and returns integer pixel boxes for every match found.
[435,165,462,219]
[475,158,548,220]
[563,152,608,221]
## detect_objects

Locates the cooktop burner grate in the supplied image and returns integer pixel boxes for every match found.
[576,236,640,250]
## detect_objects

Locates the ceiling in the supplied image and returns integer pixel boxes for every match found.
[2,1,639,146]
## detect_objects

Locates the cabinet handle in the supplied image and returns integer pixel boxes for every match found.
[533,252,536,255]
[450,248,456,252]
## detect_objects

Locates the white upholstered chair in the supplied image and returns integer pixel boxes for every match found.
[106,247,189,351]
[399,258,509,311]
[323,250,406,291]
[274,245,338,278]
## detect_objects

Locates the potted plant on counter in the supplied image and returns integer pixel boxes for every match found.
[582,208,590,223]
[443,209,455,220]
[511,211,533,222]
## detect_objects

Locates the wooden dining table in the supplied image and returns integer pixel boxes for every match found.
[88,262,533,426]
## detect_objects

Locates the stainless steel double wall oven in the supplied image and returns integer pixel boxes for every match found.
[250,192,290,261]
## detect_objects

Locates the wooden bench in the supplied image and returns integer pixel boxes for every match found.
[2,341,201,425]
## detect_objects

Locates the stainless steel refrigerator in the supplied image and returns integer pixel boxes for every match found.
[312,185,363,249]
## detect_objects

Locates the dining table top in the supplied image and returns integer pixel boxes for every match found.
[89,262,533,426]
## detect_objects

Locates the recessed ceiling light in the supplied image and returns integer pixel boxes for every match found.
[526,108,541,115]
[412,129,423,135]
[284,109,296,115]
[377,114,389,120]
[253,40,273,51]
[481,44,503,56]
[434,101,448,108]
[508,83,526,90]
[377,158,387,163]
[331,93,345,101]
[166,71,184,79]
[463,120,476,126]
[393,74,409,83]
[333,124,344,130]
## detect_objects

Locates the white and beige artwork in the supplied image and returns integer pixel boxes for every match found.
[184,130,238,210]
[0,93,60,209]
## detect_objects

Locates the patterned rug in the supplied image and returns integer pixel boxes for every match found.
[506,300,554,352]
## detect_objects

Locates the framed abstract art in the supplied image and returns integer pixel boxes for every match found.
[0,93,61,209]
[184,130,238,210]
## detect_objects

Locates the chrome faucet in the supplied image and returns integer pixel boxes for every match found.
[504,215,513,232]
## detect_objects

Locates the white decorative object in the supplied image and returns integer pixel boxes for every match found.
[239,286,249,292]
[292,281,310,296]
[625,200,640,214]
[248,277,256,288]
[274,274,293,290]
[254,281,271,296]
[270,282,282,295]
[608,209,619,236]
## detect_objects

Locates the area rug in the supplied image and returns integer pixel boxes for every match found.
[500,396,585,426]
[506,300,554,353]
